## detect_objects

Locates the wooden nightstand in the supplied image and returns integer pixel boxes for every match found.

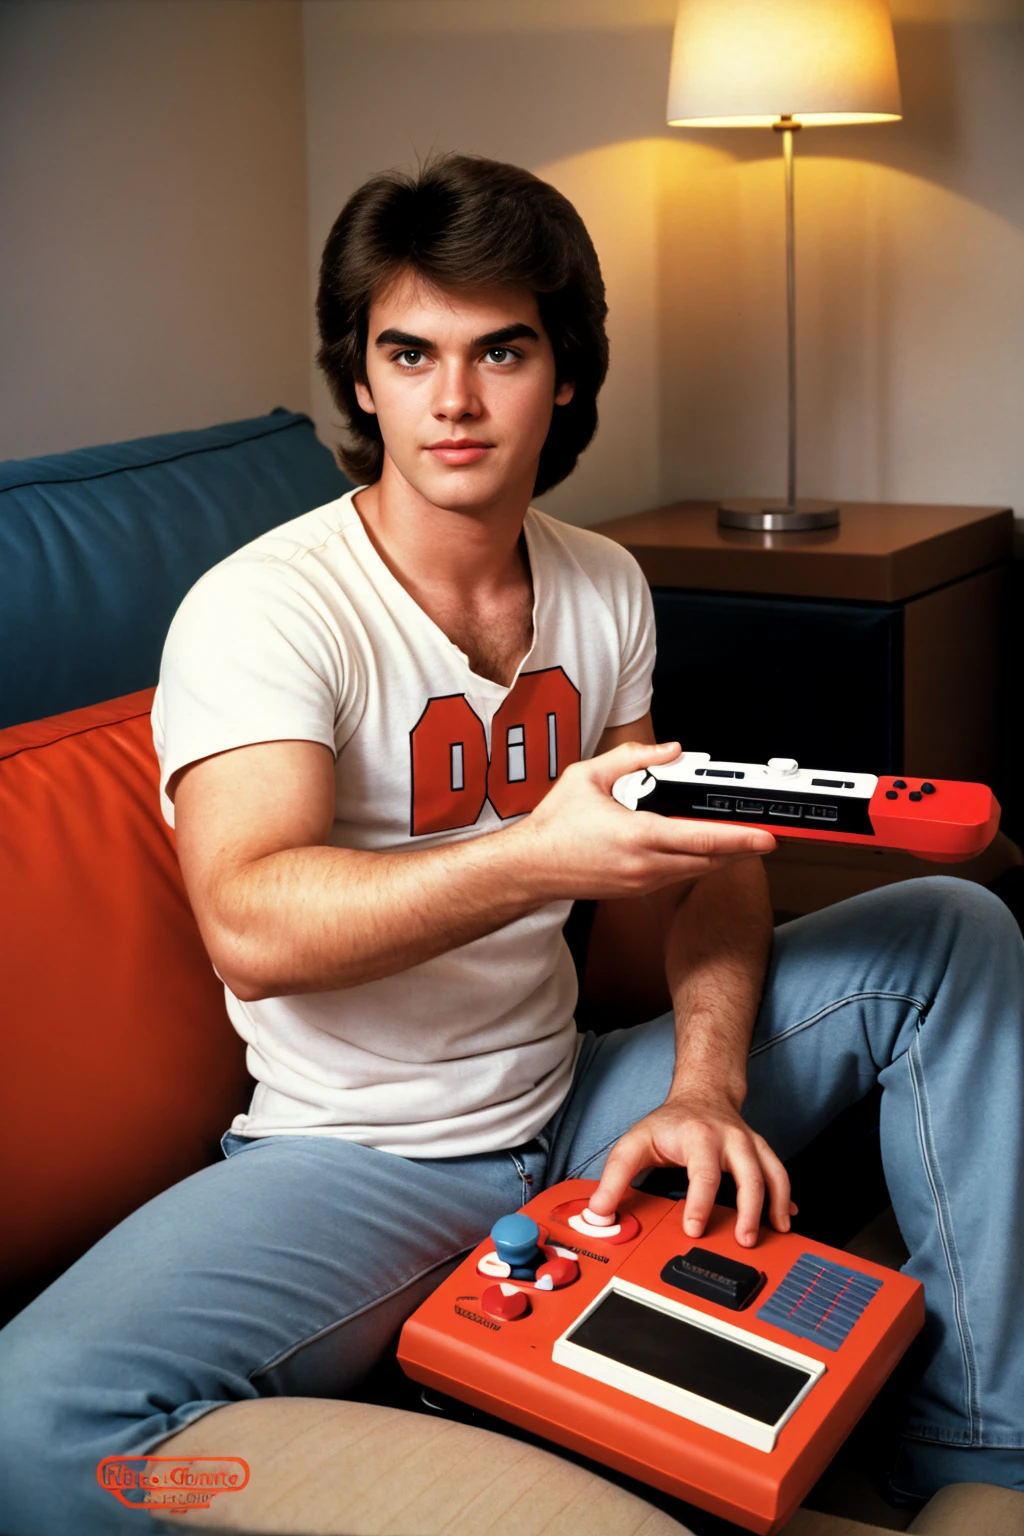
[596,500,1019,915]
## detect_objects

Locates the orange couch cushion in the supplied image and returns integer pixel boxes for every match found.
[0,689,250,1300]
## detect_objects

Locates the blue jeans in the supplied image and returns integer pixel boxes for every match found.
[1,878,1022,1535]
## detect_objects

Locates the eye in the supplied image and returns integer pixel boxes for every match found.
[395,349,424,367]
[486,347,518,364]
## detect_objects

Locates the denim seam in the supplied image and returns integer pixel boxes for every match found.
[902,1426,972,1447]
[506,1149,533,1205]
[122,1400,238,1470]
[248,1245,473,1381]
[908,1035,981,1443]
[902,1427,1024,1449]
[564,1124,636,1182]
[567,997,927,1227]
[542,1030,595,1166]
[748,990,927,1058]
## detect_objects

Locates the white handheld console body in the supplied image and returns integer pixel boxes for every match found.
[611,752,1000,862]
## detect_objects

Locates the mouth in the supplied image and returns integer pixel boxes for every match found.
[425,440,492,465]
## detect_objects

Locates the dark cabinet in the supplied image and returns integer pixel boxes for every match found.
[596,500,1015,913]
[651,589,903,776]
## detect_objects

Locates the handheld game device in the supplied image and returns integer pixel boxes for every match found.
[612,752,1000,863]
[397,1180,923,1535]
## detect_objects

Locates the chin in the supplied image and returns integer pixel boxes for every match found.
[408,464,514,513]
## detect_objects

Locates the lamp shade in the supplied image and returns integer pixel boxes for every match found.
[667,0,901,127]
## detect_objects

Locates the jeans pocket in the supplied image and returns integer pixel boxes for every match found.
[220,1129,254,1158]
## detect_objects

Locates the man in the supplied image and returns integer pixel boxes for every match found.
[0,154,1021,1536]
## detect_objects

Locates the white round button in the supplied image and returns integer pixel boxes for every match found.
[767,758,799,776]
[581,1206,616,1227]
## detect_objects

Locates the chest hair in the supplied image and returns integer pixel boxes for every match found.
[434,589,534,687]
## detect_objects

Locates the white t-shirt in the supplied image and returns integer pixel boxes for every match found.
[152,489,655,1157]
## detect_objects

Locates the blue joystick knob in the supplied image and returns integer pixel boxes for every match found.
[491,1213,541,1268]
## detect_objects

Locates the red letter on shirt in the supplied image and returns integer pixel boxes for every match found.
[410,695,489,835]
[487,667,582,820]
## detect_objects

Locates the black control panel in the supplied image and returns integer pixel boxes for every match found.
[639,779,876,837]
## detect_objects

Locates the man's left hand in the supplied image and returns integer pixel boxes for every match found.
[585,1094,796,1248]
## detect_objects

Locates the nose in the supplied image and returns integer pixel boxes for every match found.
[432,357,482,423]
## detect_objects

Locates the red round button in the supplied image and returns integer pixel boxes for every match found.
[534,1255,579,1290]
[550,1199,640,1244]
[481,1283,531,1322]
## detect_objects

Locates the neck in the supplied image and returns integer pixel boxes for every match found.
[353,456,535,602]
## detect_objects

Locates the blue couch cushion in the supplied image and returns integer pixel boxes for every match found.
[0,408,352,730]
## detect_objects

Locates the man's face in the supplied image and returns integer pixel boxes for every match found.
[354,267,574,513]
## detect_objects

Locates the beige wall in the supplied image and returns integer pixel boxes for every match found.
[0,0,310,461]
[303,0,1023,530]
[3,0,1019,524]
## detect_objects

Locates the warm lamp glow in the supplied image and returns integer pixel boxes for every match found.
[666,0,902,528]
[667,0,902,128]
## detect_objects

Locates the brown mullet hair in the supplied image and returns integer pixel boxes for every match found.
[315,152,609,496]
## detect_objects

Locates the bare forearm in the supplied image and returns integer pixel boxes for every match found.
[195,739,774,1002]
[663,857,774,1107]
[219,824,545,999]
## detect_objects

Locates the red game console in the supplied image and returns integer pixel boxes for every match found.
[612,752,1000,862]
[398,1180,923,1535]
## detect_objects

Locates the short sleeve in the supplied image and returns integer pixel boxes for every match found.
[151,557,357,828]
[602,556,657,730]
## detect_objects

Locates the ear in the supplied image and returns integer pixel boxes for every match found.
[554,380,575,407]
[354,379,376,415]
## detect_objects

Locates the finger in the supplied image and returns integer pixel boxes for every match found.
[645,815,776,859]
[591,739,682,790]
[752,1133,793,1233]
[588,1137,646,1219]
[728,1141,767,1248]
[681,1152,722,1239]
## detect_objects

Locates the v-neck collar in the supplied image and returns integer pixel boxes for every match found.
[344,490,541,697]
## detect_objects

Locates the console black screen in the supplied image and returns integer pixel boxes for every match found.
[567,1290,813,1425]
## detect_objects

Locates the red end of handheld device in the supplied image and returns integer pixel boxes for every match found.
[868,778,1000,862]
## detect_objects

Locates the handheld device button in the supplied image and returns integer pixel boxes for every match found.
[661,1249,766,1311]
[481,1283,531,1322]
[490,1213,546,1280]
[885,790,899,800]
[894,779,907,789]
[477,1251,512,1279]
[581,1206,616,1227]
[909,791,923,802]
[569,1211,622,1238]
[767,758,799,776]
[534,1255,579,1290]
[921,782,936,794]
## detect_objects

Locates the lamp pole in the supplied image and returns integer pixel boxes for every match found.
[718,116,839,532]
[779,116,798,514]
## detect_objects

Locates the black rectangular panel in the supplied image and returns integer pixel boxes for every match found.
[566,1290,813,1426]
[639,780,876,837]
[660,1248,766,1310]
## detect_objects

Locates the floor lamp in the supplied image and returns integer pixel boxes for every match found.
[667,0,902,532]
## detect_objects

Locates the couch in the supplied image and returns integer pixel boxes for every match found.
[1,411,1019,1536]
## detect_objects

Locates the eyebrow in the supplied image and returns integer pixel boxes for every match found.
[374,323,540,350]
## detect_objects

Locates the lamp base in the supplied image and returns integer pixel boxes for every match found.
[718,499,840,533]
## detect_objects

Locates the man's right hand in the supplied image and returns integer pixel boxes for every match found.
[515,740,776,903]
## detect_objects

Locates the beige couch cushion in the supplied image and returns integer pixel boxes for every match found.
[905,1480,1024,1534]
[147,1399,1024,1536]
[150,1398,695,1535]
